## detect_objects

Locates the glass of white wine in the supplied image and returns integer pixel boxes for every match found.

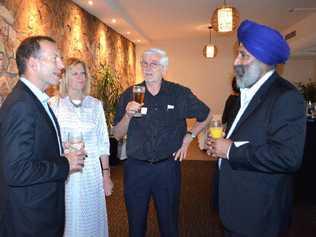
[67,131,84,153]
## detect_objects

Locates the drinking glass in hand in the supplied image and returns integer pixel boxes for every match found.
[312,102,316,119]
[133,85,145,117]
[306,101,313,117]
[208,119,224,139]
[67,131,84,152]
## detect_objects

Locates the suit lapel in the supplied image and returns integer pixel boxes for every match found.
[17,81,59,141]
[230,72,278,136]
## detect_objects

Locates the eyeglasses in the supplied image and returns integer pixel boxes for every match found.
[140,61,161,70]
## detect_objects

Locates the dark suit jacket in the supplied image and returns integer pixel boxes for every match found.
[0,81,69,237]
[219,73,306,237]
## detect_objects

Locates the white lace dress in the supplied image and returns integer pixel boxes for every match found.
[50,96,110,237]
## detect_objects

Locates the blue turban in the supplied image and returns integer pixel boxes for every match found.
[237,19,290,65]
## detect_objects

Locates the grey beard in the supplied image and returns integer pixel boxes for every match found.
[234,63,262,89]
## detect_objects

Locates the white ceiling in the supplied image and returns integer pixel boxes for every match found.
[72,0,316,55]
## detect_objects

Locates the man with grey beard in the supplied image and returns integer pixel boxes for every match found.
[207,20,306,237]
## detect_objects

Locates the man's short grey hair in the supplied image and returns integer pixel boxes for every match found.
[142,48,169,67]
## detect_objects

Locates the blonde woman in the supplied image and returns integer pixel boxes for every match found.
[50,58,113,237]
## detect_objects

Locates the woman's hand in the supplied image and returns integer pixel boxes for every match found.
[103,172,114,196]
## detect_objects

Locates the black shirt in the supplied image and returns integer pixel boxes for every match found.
[114,80,210,162]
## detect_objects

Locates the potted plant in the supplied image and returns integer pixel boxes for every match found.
[93,64,123,165]
[94,64,122,127]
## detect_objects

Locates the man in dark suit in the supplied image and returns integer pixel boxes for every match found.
[207,20,306,237]
[0,36,85,236]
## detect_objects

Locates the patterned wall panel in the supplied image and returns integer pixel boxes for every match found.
[0,0,135,92]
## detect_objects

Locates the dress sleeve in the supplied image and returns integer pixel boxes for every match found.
[96,100,110,156]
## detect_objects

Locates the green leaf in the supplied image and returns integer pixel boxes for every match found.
[93,64,123,127]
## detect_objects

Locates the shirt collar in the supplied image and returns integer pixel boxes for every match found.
[240,70,274,105]
[20,77,49,104]
[141,78,170,95]
[159,79,170,94]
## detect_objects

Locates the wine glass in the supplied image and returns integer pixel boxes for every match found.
[67,131,84,152]
[306,101,313,117]
[312,102,316,119]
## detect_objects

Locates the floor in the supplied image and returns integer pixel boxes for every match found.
[106,141,316,237]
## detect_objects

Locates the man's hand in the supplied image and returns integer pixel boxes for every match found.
[174,134,193,161]
[206,137,233,159]
[125,101,143,118]
[113,101,143,140]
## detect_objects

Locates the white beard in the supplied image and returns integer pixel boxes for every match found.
[234,61,263,89]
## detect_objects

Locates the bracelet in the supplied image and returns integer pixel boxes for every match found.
[102,168,110,177]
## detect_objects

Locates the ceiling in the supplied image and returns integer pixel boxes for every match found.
[72,0,316,56]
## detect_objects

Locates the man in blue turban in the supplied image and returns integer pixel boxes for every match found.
[238,19,290,65]
[207,20,306,237]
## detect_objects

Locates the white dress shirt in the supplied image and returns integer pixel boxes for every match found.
[20,77,63,155]
[219,70,275,167]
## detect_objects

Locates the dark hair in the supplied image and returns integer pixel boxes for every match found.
[16,36,56,76]
[232,77,239,94]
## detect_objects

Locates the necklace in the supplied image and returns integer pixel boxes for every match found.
[69,99,82,108]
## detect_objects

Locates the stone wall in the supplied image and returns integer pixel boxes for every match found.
[0,0,135,91]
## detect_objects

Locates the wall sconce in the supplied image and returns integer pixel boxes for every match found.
[203,26,217,58]
[211,0,239,33]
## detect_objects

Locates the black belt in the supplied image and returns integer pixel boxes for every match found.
[132,155,174,164]
[146,157,171,164]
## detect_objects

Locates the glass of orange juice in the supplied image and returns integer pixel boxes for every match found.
[208,119,224,139]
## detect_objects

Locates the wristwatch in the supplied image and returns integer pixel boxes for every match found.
[186,131,196,139]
